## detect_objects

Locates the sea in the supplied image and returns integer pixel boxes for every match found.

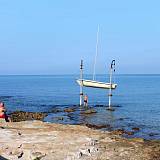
[0,74,160,140]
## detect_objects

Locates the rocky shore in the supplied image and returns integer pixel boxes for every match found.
[0,120,160,160]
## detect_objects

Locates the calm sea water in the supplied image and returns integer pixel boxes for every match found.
[0,74,160,139]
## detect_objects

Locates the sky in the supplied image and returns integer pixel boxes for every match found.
[0,0,160,75]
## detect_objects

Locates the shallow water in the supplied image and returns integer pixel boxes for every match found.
[0,74,160,139]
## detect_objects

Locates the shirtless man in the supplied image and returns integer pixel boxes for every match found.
[84,95,88,107]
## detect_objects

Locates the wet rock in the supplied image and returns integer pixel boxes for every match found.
[51,108,62,113]
[132,127,140,131]
[125,131,134,135]
[85,123,110,129]
[81,109,97,114]
[149,133,154,137]
[0,96,13,100]
[149,133,159,137]
[10,111,47,122]
[67,113,75,121]
[64,108,75,113]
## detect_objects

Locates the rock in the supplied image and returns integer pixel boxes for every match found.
[149,133,158,137]
[0,121,159,160]
[51,108,62,113]
[85,123,110,129]
[131,138,145,143]
[64,108,75,113]
[112,129,134,136]
[132,127,140,131]
[112,129,125,135]
[124,131,134,135]
[79,148,91,156]
[10,111,47,122]
[149,133,154,137]
[17,151,24,158]
[30,152,46,160]
[81,109,97,114]
[7,149,24,159]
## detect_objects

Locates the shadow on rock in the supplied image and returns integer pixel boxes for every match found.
[0,156,8,160]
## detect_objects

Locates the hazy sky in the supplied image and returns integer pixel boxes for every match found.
[0,0,160,75]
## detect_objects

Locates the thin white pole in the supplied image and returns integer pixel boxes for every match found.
[80,60,83,106]
[108,60,115,110]
[93,25,100,80]
[108,67,112,109]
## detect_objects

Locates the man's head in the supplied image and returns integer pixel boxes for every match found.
[0,102,4,108]
[0,102,5,112]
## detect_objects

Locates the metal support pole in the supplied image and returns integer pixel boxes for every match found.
[80,60,83,106]
[108,60,115,110]
[108,68,112,109]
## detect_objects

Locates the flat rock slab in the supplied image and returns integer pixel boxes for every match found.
[0,121,160,160]
[81,109,97,114]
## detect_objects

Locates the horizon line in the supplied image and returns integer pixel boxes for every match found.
[0,73,160,76]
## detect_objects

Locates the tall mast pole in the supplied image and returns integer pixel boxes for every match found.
[80,60,83,106]
[93,25,99,80]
